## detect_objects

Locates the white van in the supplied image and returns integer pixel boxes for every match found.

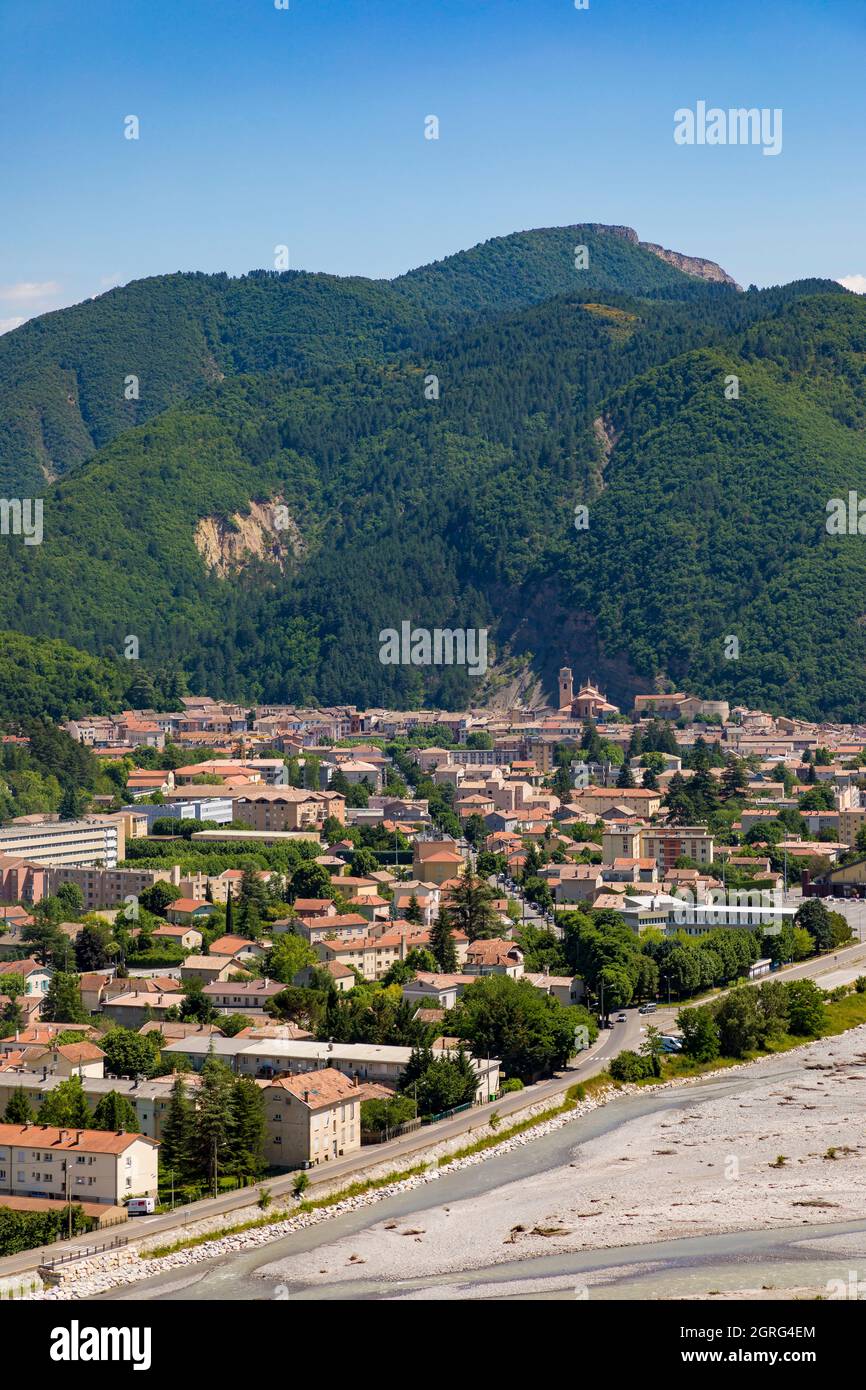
[127,1197,156,1216]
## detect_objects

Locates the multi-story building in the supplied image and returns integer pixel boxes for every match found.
[163,1035,501,1099]
[45,863,183,912]
[233,788,346,832]
[639,827,715,871]
[263,1068,361,1168]
[0,1123,158,1205]
[0,1071,200,1140]
[0,818,121,870]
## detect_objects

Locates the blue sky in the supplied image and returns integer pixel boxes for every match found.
[1,0,864,330]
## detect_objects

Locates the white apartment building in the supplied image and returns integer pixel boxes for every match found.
[164,1036,501,1100]
[0,1124,158,1205]
[0,819,120,869]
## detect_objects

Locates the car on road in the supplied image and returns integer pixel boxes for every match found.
[638,1002,657,1014]
[616,1013,627,1022]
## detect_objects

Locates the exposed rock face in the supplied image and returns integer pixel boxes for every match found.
[194,498,304,578]
[639,241,742,289]
[589,223,742,290]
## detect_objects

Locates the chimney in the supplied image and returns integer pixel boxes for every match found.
[303,1090,309,1102]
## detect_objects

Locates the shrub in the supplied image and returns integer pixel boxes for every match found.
[609,1050,652,1082]
[499,1077,524,1094]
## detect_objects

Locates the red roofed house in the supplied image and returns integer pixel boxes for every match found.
[263,1068,361,1167]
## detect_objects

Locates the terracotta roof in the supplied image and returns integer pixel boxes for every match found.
[50,1042,105,1064]
[202,979,281,997]
[267,1067,359,1110]
[209,934,262,955]
[0,1123,155,1153]
[465,938,523,966]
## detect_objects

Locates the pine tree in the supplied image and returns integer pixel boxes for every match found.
[196,1048,235,1192]
[721,754,747,800]
[160,1077,195,1182]
[405,894,423,925]
[58,785,81,821]
[237,867,267,938]
[429,914,458,971]
[92,1091,139,1133]
[581,719,603,763]
[42,972,88,1023]
[445,873,500,942]
[227,1077,266,1179]
[616,761,635,789]
[3,1086,33,1123]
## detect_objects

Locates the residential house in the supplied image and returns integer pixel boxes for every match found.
[152,923,203,952]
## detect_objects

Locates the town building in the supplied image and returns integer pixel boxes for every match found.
[0,1123,158,1205]
[263,1068,361,1168]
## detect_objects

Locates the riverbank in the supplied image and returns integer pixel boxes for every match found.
[27,1020,866,1301]
[257,1023,866,1293]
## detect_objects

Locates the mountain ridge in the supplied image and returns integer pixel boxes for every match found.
[0,225,861,722]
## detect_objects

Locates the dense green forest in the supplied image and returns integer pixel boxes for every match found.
[0,221,863,720]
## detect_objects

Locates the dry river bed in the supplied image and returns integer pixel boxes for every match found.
[81,1023,866,1302]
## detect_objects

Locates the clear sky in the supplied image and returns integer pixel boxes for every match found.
[1,0,864,331]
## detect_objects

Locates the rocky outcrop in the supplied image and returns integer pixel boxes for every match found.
[639,240,742,289]
[591,224,741,290]
[194,498,304,578]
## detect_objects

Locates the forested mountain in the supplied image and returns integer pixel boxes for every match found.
[0,220,863,721]
[0,223,728,496]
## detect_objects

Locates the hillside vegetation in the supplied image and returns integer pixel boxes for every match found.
[0,221,862,720]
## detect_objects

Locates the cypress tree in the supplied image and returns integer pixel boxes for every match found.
[3,1086,33,1123]
[228,1077,267,1179]
[196,1048,235,1191]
